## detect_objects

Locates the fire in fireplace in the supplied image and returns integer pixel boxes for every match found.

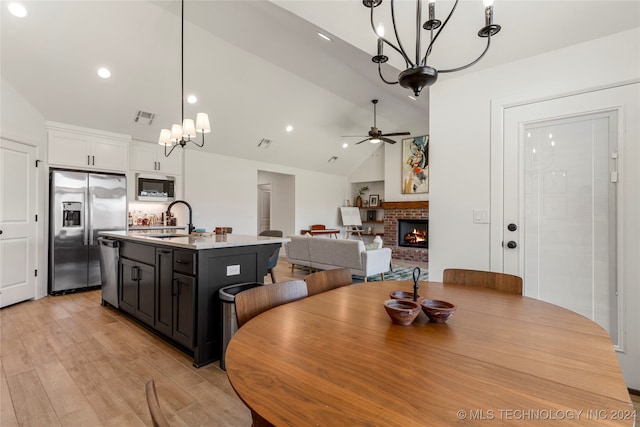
[398,219,428,248]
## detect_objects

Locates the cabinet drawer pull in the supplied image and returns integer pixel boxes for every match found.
[176,259,189,264]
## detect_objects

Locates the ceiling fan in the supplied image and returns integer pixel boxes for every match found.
[343,99,410,145]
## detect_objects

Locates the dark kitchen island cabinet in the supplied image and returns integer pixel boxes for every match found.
[103,231,288,367]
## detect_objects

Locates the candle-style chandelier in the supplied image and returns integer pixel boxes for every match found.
[365,0,501,96]
[158,0,211,157]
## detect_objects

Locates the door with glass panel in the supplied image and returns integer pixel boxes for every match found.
[501,83,639,389]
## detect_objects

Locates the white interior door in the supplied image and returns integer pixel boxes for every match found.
[0,139,37,307]
[500,83,640,389]
[257,183,271,233]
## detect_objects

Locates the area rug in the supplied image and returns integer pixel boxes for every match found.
[352,265,429,283]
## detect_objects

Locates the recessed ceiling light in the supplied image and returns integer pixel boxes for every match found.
[342,143,349,149]
[97,67,111,79]
[317,32,332,42]
[8,3,27,18]
[187,95,197,104]
[285,125,293,132]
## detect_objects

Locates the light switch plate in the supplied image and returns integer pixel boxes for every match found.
[226,265,240,276]
[473,209,490,224]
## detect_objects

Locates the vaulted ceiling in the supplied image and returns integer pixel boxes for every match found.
[2,1,638,176]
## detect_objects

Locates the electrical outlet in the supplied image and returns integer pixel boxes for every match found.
[226,265,240,276]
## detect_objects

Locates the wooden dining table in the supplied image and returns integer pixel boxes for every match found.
[225,280,635,426]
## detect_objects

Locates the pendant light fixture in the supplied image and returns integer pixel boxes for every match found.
[365,0,501,97]
[158,0,210,157]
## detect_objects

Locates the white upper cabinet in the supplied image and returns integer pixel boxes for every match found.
[130,140,182,175]
[47,122,129,172]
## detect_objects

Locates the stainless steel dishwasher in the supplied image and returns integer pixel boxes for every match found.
[98,237,119,307]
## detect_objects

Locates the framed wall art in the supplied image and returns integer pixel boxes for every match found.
[369,194,379,207]
[402,135,429,194]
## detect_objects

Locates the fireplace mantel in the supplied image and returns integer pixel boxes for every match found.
[381,201,429,210]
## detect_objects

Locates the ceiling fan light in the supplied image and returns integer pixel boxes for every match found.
[182,119,196,138]
[196,113,211,133]
[370,138,381,144]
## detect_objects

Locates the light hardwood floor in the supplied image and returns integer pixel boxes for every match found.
[2,256,637,426]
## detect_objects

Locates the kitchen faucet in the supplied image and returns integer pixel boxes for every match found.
[166,200,195,234]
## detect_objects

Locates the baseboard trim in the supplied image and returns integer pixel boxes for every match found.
[628,387,640,396]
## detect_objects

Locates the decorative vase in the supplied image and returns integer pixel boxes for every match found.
[355,195,362,207]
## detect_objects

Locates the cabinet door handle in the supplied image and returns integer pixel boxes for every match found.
[92,156,95,165]
[157,161,160,171]
[172,278,178,296]
[130,266,137,281]
[87,155,91,165]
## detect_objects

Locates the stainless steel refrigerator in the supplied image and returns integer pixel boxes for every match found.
[49,170,126,294]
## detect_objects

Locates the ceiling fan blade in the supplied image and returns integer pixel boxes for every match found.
[380,137,398,144]
[341,135,368,138]
[355,138,370,145]
[381,132,411,137]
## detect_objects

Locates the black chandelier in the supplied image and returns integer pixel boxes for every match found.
[365,0,501,96]
[158,0,211,157]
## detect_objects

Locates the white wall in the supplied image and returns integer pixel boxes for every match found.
[1,77,48,298]
[429,28,640,281]
[185,150,348,235]
[349,144,384,183]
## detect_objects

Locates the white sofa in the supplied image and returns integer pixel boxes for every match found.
[284,235,392,282]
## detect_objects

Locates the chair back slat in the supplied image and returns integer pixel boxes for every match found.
[235,280,308,327]
[443,268,523,295]
[145,380,170,427]
[305,268,353,297]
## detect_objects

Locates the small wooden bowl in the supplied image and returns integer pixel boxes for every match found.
[389,291,422,302]
[420,299,456,323]
[383,299,421,326]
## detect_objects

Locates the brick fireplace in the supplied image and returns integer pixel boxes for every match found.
[382,201,429,263]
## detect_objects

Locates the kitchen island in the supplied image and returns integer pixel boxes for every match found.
[100,230,289,367]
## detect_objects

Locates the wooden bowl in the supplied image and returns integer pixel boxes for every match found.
[383,299,421,326]
[389,290,422,302]
[420,299,456,323]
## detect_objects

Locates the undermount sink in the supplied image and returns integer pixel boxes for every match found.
[146,234,187,239]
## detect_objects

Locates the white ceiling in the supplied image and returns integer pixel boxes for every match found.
[2,0,639,176]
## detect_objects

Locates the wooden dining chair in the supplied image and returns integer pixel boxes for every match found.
[145,380,170,427]
[305,268,353,297]
[442,268,523,295]
[259,230,284,283]
[235,280,308,328]
[310,224,326,230]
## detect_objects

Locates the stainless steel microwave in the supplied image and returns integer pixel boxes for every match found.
[135,174,175,202]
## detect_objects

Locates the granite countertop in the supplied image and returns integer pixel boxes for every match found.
[99,230,289,250]
[128,225,186,231]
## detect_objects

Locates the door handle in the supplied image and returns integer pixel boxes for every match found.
[507,223,518,232]
[506,241,517,249]
[131,266,140,281]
